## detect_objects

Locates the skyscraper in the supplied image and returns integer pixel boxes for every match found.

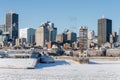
[35,21,57,47]
[5,11,19,41]
[98,17,112,46]
[47,22,57,42]
[19,28,35,44]
[56,33,67,43]
[64,29,77,43]
[35,24,49,47]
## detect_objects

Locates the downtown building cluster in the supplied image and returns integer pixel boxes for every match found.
[0,12,77,49]
[0,11,120,51]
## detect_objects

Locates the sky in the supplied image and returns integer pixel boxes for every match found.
[0,0,120,36]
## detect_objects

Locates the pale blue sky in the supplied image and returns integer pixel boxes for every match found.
[0,0,120,36]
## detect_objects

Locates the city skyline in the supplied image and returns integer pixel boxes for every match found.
[0,0,120,35]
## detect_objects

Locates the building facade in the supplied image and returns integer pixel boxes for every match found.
[98,17,112,46]
[67,31,77,43]
[5,11,19,44]
[63,29,77,43]
[47,22,57,42]
[19,28,35,44]
[6,12,19,39]
[56,34,63,43]
[118,28,120,42]
[88,30,95,48]
[79,26,88,52]
[35,26,48,47]
[35,21,57,47]
[110,32,117,43]
[0,25,5,33]
[16,38,26,46]
[35,24,49,47]
[0,25,9,46]
[88,30,95,40]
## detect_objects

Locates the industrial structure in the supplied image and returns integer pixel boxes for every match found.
[79,26,88,53]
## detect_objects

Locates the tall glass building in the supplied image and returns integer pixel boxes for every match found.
[19,28,35,44]
[5,11,19,41]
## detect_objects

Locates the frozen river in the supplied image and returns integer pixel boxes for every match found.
[0,60,120,80]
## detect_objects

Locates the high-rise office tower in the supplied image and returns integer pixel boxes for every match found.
[35,24,49,47]
[56,33,67,43]
[98,17,112,46]
[47,22,57,42]
[35,21,57,47]
[5,11,19,41]
[63,29,77,43]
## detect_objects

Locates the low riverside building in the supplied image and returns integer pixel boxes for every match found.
[15,38,26,47]
[0,49,40,58]
[0,49,40,69]
[87,49,106,57]
[87,48,120,57]
[106,48,120,57]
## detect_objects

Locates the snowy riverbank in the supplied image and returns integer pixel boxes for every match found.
[0,60,120,80]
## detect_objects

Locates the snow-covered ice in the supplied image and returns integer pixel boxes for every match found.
[0,60,120,80]
[0,58,37,69]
